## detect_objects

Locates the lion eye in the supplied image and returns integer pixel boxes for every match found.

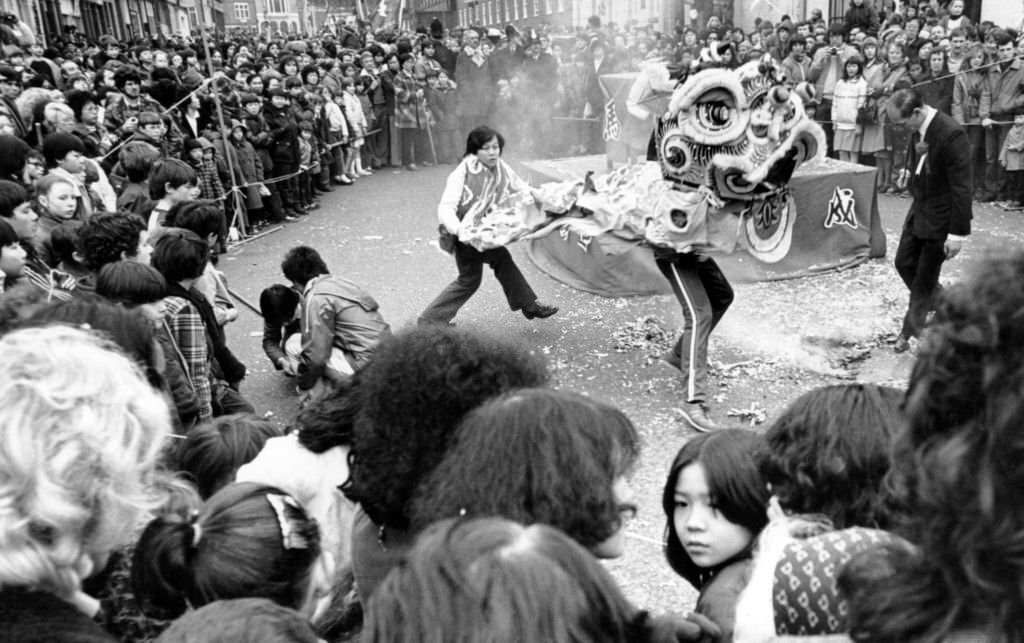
[696,101,734,130]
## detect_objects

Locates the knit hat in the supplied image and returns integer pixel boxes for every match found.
[239,92,261,105]
[42,133,86,167]
[268,87,288,98]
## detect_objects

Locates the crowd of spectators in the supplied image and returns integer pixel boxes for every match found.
[2,3,1024,643]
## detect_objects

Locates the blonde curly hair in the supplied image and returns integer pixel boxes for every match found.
[0,325,171,597]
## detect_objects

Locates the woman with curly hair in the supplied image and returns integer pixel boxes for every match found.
[840,252,1024,642]
[411,388,640,558]
[344,325,549,601]
[0,325,171,641]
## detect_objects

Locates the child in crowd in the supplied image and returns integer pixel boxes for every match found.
[216,119,267,230]
[164,199,237,326]
[322,86,351,184]
[259,283,301,374]
[115,141,160,217]
[831,54,867,163]
[32,174,77,265]
[341,77,370,177]
[132,482,334,622]
[263,88,302,218]
[999,115,1024,211]
[174,414,283,499]
[356,76,376,172]
[662,429,770,642]
[241,91,287,224]
[186,137,227,204]
[0,218,25,292]
[297,120,318,213]
[49,220,89,283]
[148,159,199,235]
[41,133,93,219]
[95,259,201,432]
[151,229,215,422]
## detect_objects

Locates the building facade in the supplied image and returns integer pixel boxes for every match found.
[32,0,222,44]
[419,0,681,34]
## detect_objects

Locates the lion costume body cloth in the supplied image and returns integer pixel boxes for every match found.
[456,55,827,265]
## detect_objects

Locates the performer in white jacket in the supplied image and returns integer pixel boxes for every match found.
[418,125,558,325]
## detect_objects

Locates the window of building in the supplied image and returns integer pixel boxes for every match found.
[187,7,198,27]
[268,0,285,14]
[233,2,249,21]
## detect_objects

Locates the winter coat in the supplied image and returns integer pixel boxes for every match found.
[263,102,299,166]
[243,111,275,174]
[393,71,428,130]
[215,135,265,211]
[984,58,1024,119]
[953,69,991,124]
[297,274,391,390]
[455,49,494,118]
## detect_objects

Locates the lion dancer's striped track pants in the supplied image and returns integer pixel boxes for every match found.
[655,251,734,405]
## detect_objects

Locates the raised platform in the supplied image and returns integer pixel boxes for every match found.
[517,156,885,296]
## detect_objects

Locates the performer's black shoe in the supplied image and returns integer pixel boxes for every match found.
[522,301,559,320]
[680,403,720,433]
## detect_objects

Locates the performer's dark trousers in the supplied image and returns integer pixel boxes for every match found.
[656,254,733,404]
[895,228,945,339]
[418,241,537,324]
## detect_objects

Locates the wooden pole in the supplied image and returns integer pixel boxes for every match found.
[199,35,248,238]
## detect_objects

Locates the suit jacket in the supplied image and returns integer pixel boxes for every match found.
[905,109,973,240]
[584,55,619,110]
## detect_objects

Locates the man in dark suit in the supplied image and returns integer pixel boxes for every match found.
[885,88,972,353]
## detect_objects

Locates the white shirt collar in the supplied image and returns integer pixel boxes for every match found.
[918,104,937,138]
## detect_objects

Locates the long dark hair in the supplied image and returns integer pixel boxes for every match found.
[411,388,639,551]
[758,384,904,529]
[132,482,321,619]
[366,518,655,643]
[662,430,769,589]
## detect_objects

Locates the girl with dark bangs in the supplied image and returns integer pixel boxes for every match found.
[410,388,640,558]
[661,430,770,642]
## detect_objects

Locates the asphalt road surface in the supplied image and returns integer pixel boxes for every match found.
[218,161,1023,616]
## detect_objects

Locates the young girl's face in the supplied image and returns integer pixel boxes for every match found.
[845,62,859,78]
[930,53,944,73]
[0,240,26,279]
[672,462,754,569]
[40,182,77,219]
